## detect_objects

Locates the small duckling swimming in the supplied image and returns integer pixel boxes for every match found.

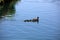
[24,20,31,22]
[24,17,39,22]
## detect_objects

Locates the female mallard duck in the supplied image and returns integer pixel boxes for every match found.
[24,17,39,22]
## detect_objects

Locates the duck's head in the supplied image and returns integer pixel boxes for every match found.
[37,17,39,19]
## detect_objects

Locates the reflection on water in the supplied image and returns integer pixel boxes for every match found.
[0,0,21,19]
[0,0,60,40]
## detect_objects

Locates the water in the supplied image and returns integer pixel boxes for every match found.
[0,0,60,40]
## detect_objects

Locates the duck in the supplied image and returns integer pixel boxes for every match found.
[24,17,39,22]
[32,17,39,22]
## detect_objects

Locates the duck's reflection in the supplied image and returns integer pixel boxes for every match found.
[0,0,21,19]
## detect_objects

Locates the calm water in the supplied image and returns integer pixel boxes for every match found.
[0,0,60,40]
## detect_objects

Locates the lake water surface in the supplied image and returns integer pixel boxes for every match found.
[0,0,60,40]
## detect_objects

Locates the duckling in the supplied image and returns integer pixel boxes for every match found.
[24,20,31,22]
